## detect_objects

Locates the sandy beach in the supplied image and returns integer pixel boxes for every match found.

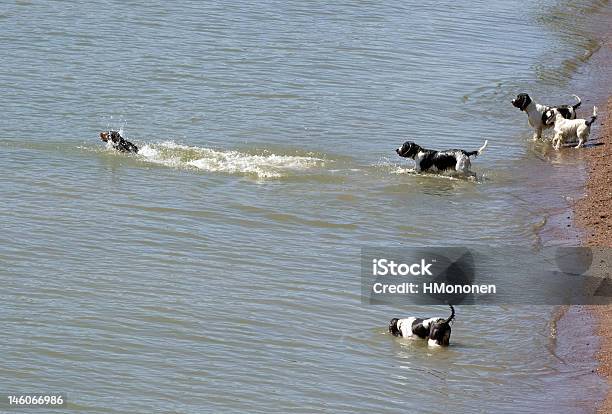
[574,95,612,413]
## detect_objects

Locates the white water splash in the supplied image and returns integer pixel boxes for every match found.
[375,158,479,182]
[136,141,324,179]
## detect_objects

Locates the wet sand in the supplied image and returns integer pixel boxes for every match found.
[574,95,612,413]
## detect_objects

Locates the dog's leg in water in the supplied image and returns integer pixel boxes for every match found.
[455,159,478,181]
[553,133,562,150]
[455,158,468,174]
[533,127,542,141]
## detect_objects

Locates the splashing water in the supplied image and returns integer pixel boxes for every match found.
[134,141,325,179]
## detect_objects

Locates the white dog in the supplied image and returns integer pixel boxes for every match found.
[546,106,598,149]
[511,93,581,140]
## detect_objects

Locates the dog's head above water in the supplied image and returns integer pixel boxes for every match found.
[427,316,453,347]
[395,141,422,159]
[388,318,402,337]
[100,130,123,143]
[543,108,557,126]
[511,93,532,111]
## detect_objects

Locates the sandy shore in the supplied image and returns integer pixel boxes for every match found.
[574,96,612,413]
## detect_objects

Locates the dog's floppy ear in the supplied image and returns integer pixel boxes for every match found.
[396,141,415,157]
[517,93,530,101]
[512,93,531,111]
[543,109,552,124]
[543,109,556,125]
[388,318,401,336]
[428,319,452,346]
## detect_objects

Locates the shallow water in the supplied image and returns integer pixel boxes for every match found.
[0,0,610,412]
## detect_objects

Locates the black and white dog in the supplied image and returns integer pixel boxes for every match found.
[396,140,487,174]
[100,130,139,153]
[389,305,455,347]
[546,106,598,150]
[511,93,581,140]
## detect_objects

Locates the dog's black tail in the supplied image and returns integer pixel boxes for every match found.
[445,305,455,324]
[465,140,488,157]
[586,106,598,127]
[572,94,582,111]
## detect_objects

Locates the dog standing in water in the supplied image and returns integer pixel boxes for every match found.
[100,131,139,153]
[546,106,598,150]
[388,305,455,347]
[511,93,581,140]
[395,140,487,174]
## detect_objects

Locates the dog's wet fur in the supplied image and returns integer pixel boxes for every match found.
[511,93,581,140]
[396,140,487,174]
[100,130,139,153]
[546,106,598,150]
[389,305,455,347]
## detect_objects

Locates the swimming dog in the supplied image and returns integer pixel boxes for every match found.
[546,106,598,150]
[395,140,487,174]
[511,93,581,140]
[388,305,455,347]
[100,131,139,153]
